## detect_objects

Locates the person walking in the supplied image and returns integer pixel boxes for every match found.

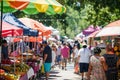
[102,44,119,80]
[67,42,73,63]
[61,42,70,70]
[51,44,57,69]
[77,43,91,80]
[56,45,62,68]
[87,47,106,80]
[73,44,79,74]
[42,41,52,80]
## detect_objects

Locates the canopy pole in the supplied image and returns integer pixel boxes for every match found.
[0,0,3,64]
[26,36,29,62]
[13,37,16,74]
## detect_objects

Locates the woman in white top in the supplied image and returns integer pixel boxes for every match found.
[51,44,57,68]
[73,44,79,73]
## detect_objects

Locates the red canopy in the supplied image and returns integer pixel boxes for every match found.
[19,18,51,37]
[2,21,23,37]
[13,37,42,42]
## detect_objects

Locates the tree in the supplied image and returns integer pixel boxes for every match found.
[14,0,120,38]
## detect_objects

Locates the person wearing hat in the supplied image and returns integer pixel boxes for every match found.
[42,41,52,80]
[77,43,91,80]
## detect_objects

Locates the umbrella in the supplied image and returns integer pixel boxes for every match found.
[2,0,66,15]
[2,21,23,37]
[95,26,120,37]
[19,18,51,36]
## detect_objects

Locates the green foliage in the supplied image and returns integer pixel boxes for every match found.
[13,0,120,39]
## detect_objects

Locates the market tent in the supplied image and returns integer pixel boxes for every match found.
[28,37,42,42]
[2,0,66,15]
[87,30,100,38]
[19,18,51,36]
[2,21,23,37]
[106,20,120,27]
[95,26,120,37]
[13,38,21,42]
[13,37,42,42]
[82,25,101,36]
[96,20,120,37]
[2,13,38,36]
[76,32,85,38]
[45,26,59,35]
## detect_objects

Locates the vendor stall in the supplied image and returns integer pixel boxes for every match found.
[1,48,43,80]
[114,37,120,56]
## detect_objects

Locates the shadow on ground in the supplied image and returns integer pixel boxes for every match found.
[38,70,62,80]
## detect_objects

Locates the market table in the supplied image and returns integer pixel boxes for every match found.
[19,67,34,80]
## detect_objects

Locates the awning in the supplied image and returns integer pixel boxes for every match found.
[2,0,66,15]
[13,37,42,42]
[19,18,51,36]
[106,20,120,27]
[95,26,120,37]
[2,21,23,37]
[82,25,101,36]
[2,13,38,36]
[87,30,100,38]
[96,20,120,37]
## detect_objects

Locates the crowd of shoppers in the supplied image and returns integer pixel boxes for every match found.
[2,38,119,80]
[38,39,120,80]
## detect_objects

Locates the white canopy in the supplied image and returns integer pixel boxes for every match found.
[96,26,120,37]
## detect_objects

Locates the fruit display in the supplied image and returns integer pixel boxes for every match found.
[0,69,5,75]
[1,63,30,76]
[2,73,20,80]
[0,69,20,80]
[14,63,30,76]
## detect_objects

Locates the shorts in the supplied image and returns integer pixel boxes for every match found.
[62,58,68,63]
[44,63,51,72]
[74,58,78,63]
[79,63,89,73]
[56,55,61,62]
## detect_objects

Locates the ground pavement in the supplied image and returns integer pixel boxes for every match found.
[39,62,82,80]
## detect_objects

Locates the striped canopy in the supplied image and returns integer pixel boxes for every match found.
[19,17,51,36]
[2,21,23,37]
[1,0,66,15]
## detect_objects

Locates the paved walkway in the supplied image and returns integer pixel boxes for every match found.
[40,62,81,80]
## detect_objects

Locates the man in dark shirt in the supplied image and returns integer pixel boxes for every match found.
[1,40,8,60]
[42,41,52,80]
